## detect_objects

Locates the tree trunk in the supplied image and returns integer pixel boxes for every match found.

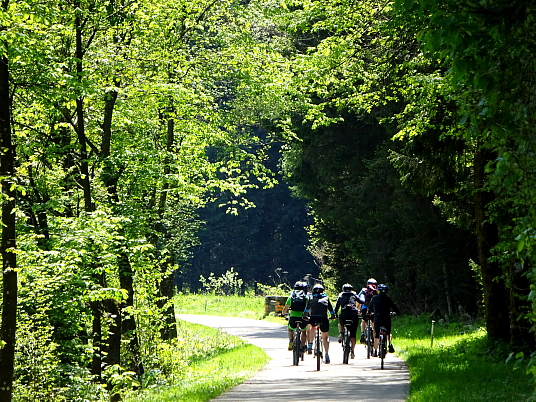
[74,6,104,377]
[442,263,453,316]
[100,86,145,377]
[474,148,509,341]
[119,252,144,376]
[0,22,17,402]
[508,260,534,347]
[155,117,177,340]
[157,272,178,340]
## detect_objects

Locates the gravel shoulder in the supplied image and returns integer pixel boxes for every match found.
[177,314,409,402]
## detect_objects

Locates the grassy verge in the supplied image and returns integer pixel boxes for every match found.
[393,315,534,402]
[124,318,269,402]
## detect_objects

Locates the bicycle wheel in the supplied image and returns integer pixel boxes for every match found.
[316,329,322,371]
[342,328,351,364]
[292,329,300,366]
[366,325,373,359]
[380,335,385,369]
[379,327,386,369]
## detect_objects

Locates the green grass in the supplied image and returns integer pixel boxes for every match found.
[393,315,535,402]
[125,344,267,402]
[175,293,266,319]
[123,317,269,402]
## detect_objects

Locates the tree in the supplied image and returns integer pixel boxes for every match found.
[0,1,17,399]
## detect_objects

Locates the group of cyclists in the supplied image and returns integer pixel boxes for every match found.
[282,278,400,363]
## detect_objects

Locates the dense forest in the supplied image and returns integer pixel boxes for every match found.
[0,0,535,400]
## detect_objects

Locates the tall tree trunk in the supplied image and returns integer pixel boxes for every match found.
[0,16,17,401]
[474,147,509,341]
[74,5,103,379]
[155,117,177,340]
[100,87,144,377]
[100,88,122,378]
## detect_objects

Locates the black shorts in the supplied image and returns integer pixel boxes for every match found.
[374,321,391,339]
[288,316,309,331]
[339,310,359,338]
[309,316,330,333]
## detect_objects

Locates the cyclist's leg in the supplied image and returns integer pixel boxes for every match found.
[359,308,368,343]
[384,321,395,352]
[320,318,330,355]
[305,323,313,353]
[301,326,308,346]
[288,317,299,350]
[349,314,359,352]
[373,323,380,354]
[338,312,347,343]
[308,321,316,343]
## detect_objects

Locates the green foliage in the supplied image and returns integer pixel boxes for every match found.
[255,282,291,296]
[199,268,244,296]
[3,0,296,399]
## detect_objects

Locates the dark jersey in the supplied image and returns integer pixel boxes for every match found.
[308,294,334,317]
[369,292,400,323]
[335,291,359,314]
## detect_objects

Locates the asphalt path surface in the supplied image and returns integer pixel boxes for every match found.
[177,314,409,401]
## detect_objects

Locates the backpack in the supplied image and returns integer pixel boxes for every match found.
[364,285,377,306]
[290,290,307,311]
[340,292,359,311]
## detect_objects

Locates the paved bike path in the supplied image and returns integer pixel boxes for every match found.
[177,314,409,401]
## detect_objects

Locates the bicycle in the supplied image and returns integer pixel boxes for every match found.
[378,325,387,369]
[341,319,353,364]
[292,319,305,366]
[363,312,374,359]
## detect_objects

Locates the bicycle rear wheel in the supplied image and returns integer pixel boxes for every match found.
[379,328,386,369]
[315,329,322,371]
[366,325,373,359]
[342,328,350,364]
[292,330,301,366]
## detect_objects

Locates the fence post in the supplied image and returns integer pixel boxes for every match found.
[430,320,435,348]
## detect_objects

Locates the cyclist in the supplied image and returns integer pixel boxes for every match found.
[334,283,360,359]
[357,278,378,343]
[369,283,400,357]
[306,283,336,364]
[282,281,310,351]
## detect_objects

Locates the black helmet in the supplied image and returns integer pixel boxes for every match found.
[294,281,304,290]
[367,278,377,285]
[377,284,388,292]
[312,284,324,294]
[342,283,353,292]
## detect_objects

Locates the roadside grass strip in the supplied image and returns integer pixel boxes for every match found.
[393,316,534,402]
[124,319,269,402]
